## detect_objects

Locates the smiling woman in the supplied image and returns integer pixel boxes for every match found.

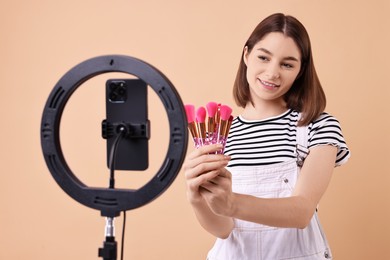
[233,14,326,126]
[243,33,302,111]
[182,13,350,260]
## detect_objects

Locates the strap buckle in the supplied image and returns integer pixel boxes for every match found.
[296,144,310,167]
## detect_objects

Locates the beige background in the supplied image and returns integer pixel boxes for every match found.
[1,0,389,259]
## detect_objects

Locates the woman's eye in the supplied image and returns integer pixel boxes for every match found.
[282,63,293,69]
[258,56,269,61]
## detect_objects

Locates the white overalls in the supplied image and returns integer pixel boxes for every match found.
[207,124,332,260]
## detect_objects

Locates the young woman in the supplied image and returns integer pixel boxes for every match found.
[183,13,350,259]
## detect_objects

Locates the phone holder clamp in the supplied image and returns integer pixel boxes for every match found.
[102,119,150,140]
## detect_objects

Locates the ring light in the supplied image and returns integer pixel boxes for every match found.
[40,55,188,217]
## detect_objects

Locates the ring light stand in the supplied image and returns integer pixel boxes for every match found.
[40,55,188,259]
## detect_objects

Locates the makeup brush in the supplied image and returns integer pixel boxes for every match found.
[206,102,218,143]
[196,106,207,146]
[185,104,199,146]
[224,115,233,138]
[217,105,233,147]
[215,103,221,134]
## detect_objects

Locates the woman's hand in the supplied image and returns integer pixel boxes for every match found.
[199,167,235,217]
[182,144,231,205]
[183,144,235,238]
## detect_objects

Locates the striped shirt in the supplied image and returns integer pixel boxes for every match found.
[224,109,350,168]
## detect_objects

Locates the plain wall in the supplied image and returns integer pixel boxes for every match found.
[1,0,389,259]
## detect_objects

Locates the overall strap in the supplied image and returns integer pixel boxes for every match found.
[296,114,310,167]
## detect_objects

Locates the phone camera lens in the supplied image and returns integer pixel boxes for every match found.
[109,93,117,101]
[108,81,127,103]
[109,82,117,90]
[118,86,126,96]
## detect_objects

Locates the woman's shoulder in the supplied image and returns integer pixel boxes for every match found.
[307,111,351,166]
[310,112,341,128]
[307,111,343,137]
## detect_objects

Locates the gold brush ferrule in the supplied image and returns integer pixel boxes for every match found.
[224,118,233,137]
[215,109,220,128]
[218,120,228,139]
[188,122,199,139]
[197,122,206,139]
[207,117,215,134]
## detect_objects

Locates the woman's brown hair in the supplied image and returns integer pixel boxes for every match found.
[233,13,326,126]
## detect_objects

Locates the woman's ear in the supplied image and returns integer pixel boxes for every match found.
[243,46,249,66]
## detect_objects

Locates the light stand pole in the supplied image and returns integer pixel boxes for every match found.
[98,217,118,260]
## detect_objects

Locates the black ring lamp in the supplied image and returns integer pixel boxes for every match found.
[40,55,188,218]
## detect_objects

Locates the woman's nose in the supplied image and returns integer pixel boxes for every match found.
[265,63,280,79]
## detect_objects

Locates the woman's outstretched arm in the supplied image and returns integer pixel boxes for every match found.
[200,145,337,229]
[183,144,234,238]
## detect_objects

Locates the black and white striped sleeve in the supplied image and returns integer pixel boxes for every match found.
[308,113,350,166]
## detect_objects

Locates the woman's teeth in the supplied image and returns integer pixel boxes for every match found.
[260,79,279,88]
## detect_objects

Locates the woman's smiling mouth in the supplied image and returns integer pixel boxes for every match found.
[259,79,280,90]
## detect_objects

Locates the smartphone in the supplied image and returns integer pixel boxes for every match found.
[104,78,149,170]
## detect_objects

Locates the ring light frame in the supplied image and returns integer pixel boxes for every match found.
[41,55,188,217]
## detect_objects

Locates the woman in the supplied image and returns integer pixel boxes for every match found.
[183,13,350,259]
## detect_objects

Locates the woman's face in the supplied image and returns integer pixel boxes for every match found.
[244,32,301,106]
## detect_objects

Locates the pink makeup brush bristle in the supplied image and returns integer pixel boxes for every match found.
[196,106,206,123]
[206,102,218,117]
[185,104,196,123]
[219,105,232,121]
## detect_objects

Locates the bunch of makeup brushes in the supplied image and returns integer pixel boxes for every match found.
[185,102,233,153]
